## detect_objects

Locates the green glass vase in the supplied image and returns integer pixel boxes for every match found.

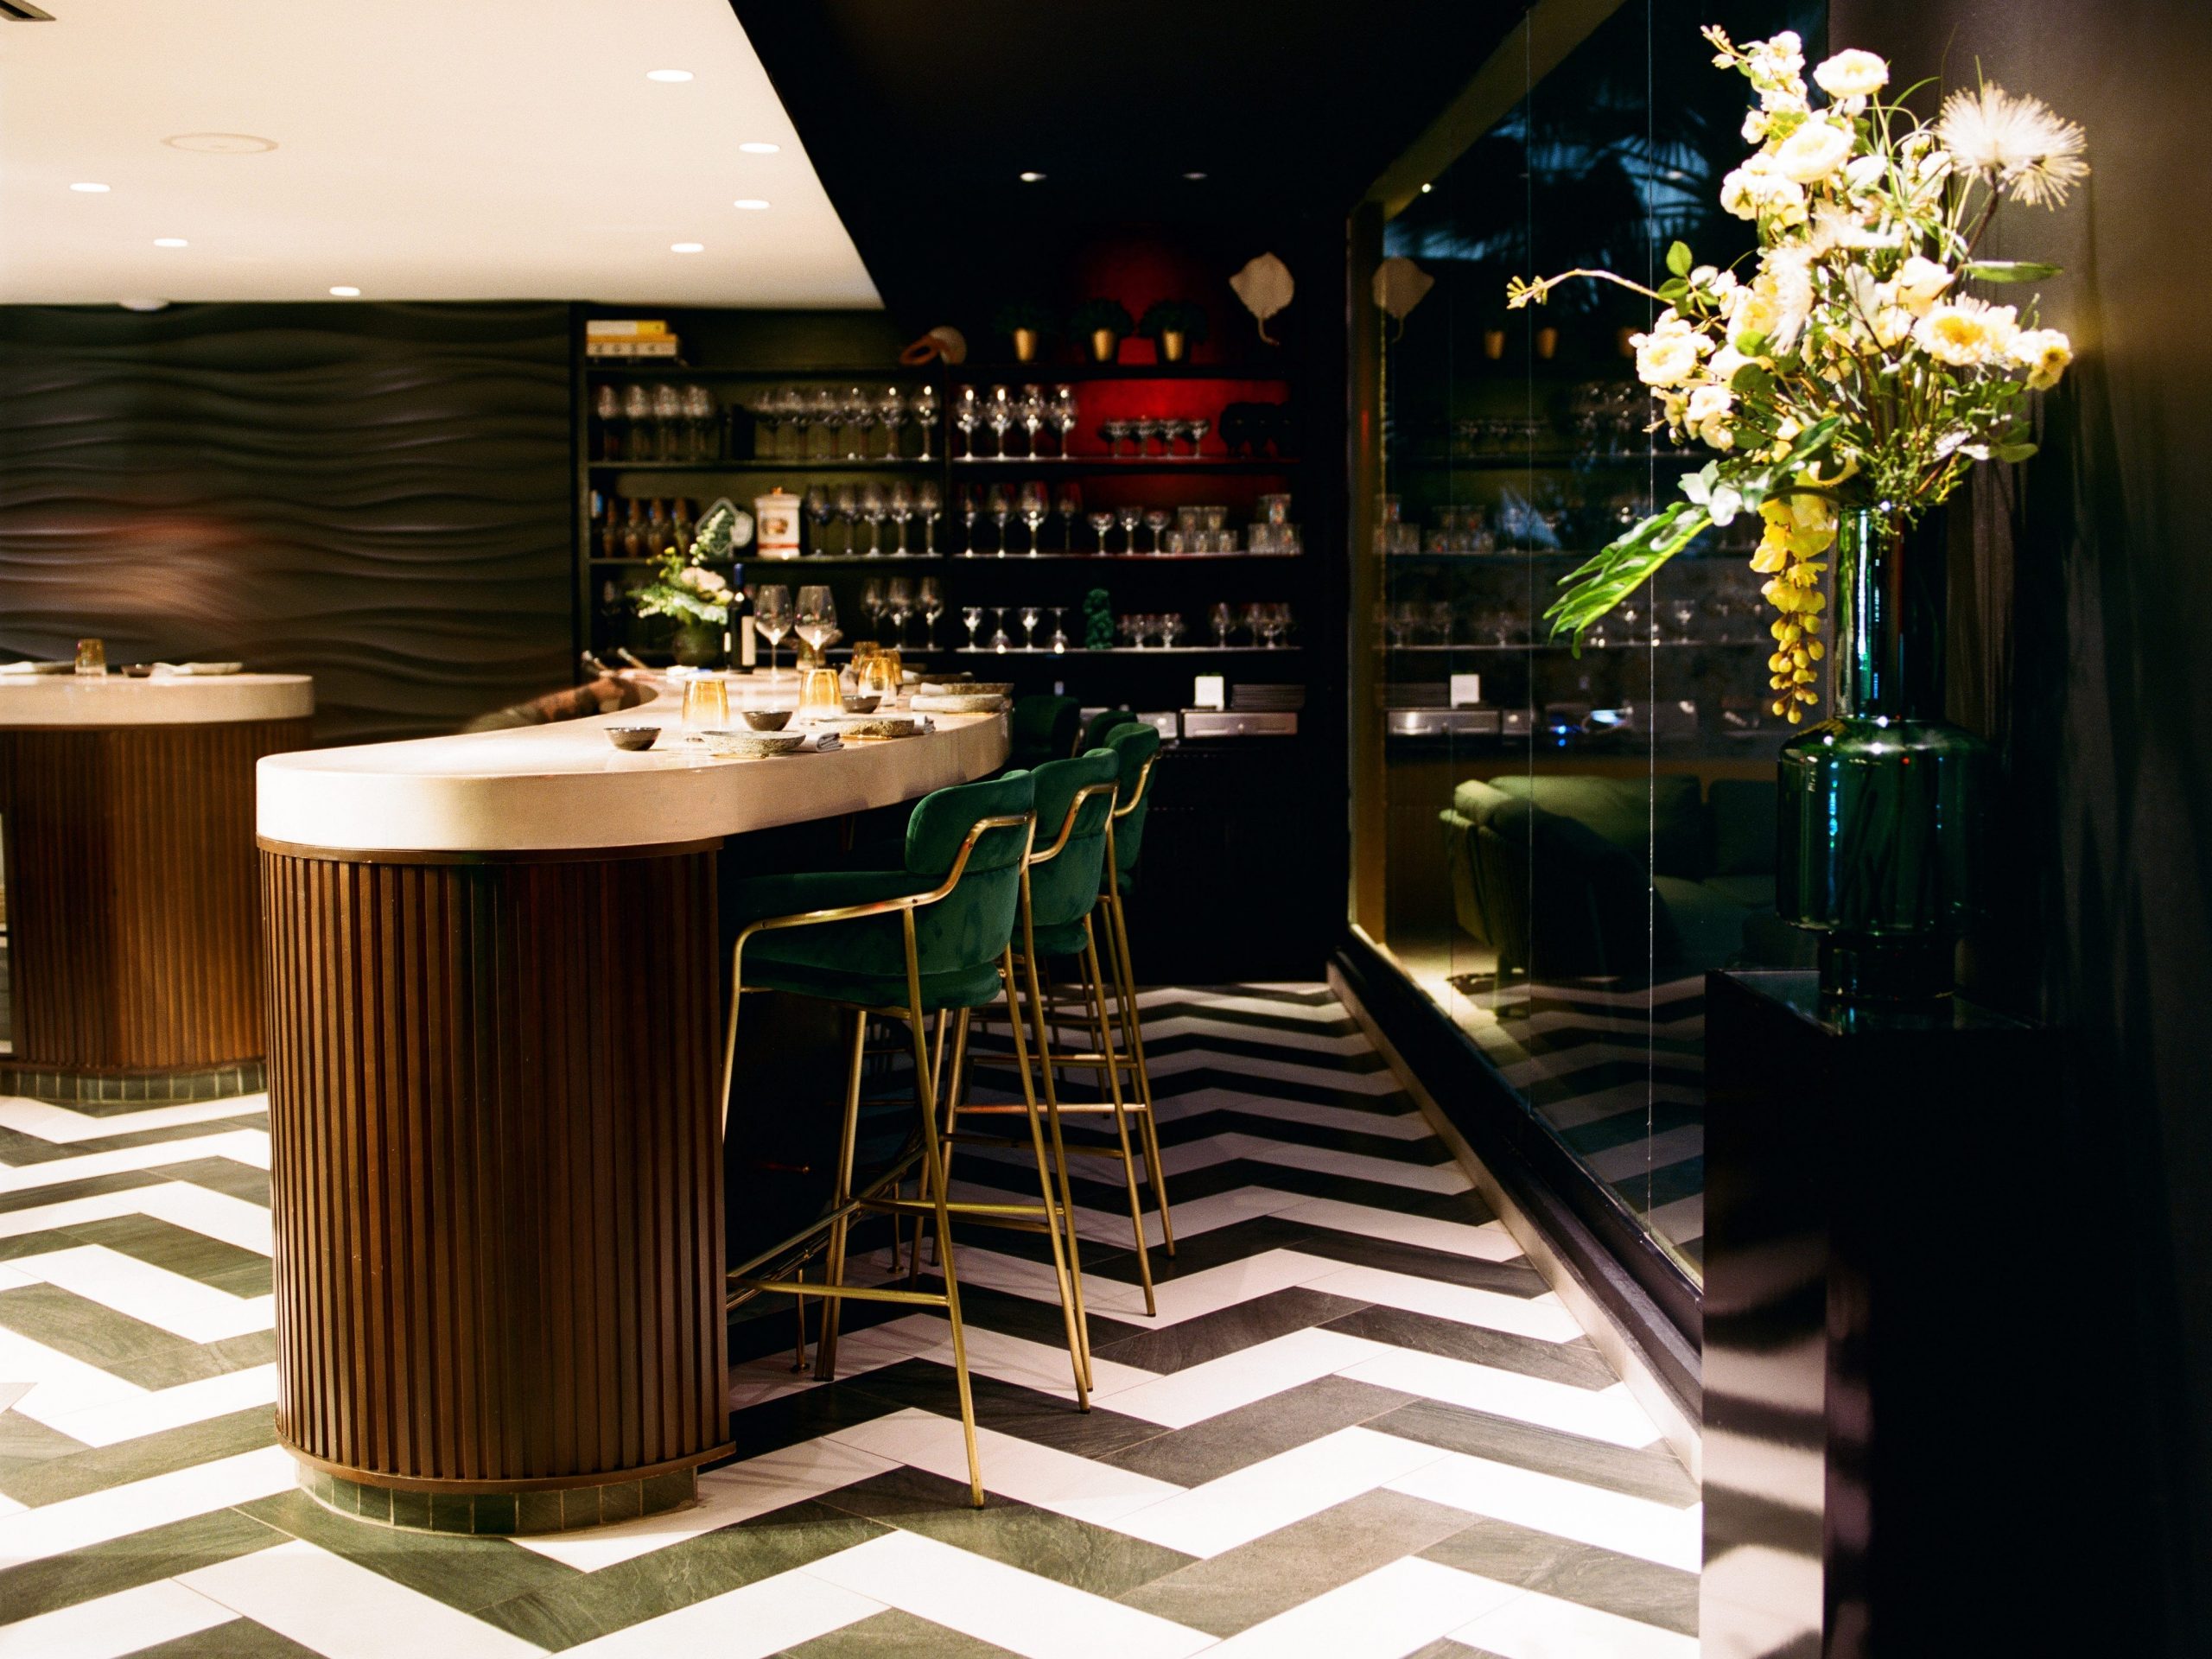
[1776,504,1987,1001]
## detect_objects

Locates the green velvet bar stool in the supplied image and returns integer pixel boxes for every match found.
[719,770,1088,1506]
[1072,706,1135,758]
[1008,694,1082,772]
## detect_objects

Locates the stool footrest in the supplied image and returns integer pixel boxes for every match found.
[728,1278,950,1310]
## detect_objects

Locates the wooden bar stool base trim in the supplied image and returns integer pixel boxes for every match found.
[0,1058,266,1107]
[292,1452,717,1535]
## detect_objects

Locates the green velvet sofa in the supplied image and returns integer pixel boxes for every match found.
[1440,772,1813,978]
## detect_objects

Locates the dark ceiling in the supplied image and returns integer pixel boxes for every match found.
[731,1,1524,327]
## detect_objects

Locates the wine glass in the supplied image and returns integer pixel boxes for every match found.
[1018,385,1046,457]
[1116,503,1141,552]
[1055,483,1083,550]
[877,386,907,459]
[1018,481,1048,555]
[794,586,838,662]
[952,386,980,459]
[918,480,942,553]
[804,486,833,556]
[1143,507,1170,554]
[912,385,938,461]
[1211,601,1233,645]
[886,577,915,648]
[860,482,887,555]
[887,480,914,554]
[843,388,874,460]
[919,577,944,648]
[1049,605,1068,652]
[988,606,1011,653]
[959,485,979,555]
[651,384,683,461]
[1050,386,1078,457]
[1087,509,1114,552]
[810,386,841,459]
[1019,604,1040,651]
[985,385,1014,458]
[987,484,1012,556]
[754,583,792,677]
[834,483,861,555]
[747,389,779,460]
[962,604,983,649]
[778,385,811,459]
[860,578,887,642]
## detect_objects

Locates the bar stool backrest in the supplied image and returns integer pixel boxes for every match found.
[1010,694,1082,769]
[1104,722,1161,879]
[1025,749,1122,930]
[903,770,1038,973]
[1075,707,1136,757]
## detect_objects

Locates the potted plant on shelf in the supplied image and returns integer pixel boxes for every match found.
[630,499,739,666]
[1136,299,1210,363]
[994,301,1054,364]
[1070,299,1135,365]
[1507,28,2082,1004]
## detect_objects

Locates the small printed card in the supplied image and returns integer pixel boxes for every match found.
[1450,672,1484,708]
[1192,674,1226,710]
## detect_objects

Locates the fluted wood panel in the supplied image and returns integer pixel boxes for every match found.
[0,719,308,1071]
[259,844,728,1490]
[0,303,572,746]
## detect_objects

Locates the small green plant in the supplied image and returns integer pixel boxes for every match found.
[1082,588,1116,650]
[993,299,1056,338]
[1070,299,1135,340]
[1136,300,1209,343]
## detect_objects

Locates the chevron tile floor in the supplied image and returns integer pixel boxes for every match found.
[0,984,1699,1659]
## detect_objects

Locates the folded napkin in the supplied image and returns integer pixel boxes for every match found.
[151,662,243,677]
[800,733,843,753]
[0,660,69,676]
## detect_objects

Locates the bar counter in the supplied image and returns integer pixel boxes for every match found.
[254,680,1008,1532]
[0,672,314,1102]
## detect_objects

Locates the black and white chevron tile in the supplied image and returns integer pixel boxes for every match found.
[0,985,1699,1658]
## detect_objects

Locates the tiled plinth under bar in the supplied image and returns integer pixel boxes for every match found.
[302,1462,700,1536]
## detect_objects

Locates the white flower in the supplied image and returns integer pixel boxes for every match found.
[1936,84,2089,207]
[1772,118,1855,183]
[1758,251,1815,347]
[2008,327,2074,390]
[1743,110,1770,144]
[1708,344,1756,385]
[1720,156,1808,222]
[1633,328,1705,387]
[1842,154,1888,194]
[677,566,729,594]
[1895,256,1955,315]
[1688,384,1734,425]
[1807,201,1902,254]
[1681,471,1745,524]
[1814,49,1889,99]
[1914,296,2019,366]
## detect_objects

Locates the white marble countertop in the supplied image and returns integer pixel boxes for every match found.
[0,672,315,728]
[256,675,1009,854]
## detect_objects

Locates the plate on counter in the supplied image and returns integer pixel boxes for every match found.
[912,692,1007,715]
[701,729,807,758]
[833,715,923,741]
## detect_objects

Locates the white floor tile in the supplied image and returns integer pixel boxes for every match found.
[1160,1132,1471,1196]
[1270,1196,1522,1262]
[38,1364,278,1448]
[1143,1051,1404,1096]
[515,1433,900,1571]
[1583,1127,1706,1185]
[1205,1555,1524,1659]
[828,1313,1158,1407]
[181,1537,542,1658]
[1389,1452,1702,1571]
[0,1188,168,1242]
[1109,1426,1450,1558]
[1132,989,1350,1027]
[1148,1086,1433,1140]
[4,1245,272,1342]
[129,1183,277,1256]
[1295,1263,1585,1342]
[831,1407,1182,1527]
[1446,1572,1700,1658]
[0,1446,295,1572]
[1133,1015,1374,1056]
[1338,1348,1664,1449]
[0,1096,265,1146]
[0,1324,149,1428]
[558,1560,883,1658]
[1095,1327,1389,1430]
[803,1529,1214,1659]
[0,1580,238,1659]
[0,1129,271,1194]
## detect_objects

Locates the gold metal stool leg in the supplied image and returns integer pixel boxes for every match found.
[1014,941,1094,1390]
[811,1007,869,1380]
[1083,916,1157,1315]
[1104,887,1175,1257]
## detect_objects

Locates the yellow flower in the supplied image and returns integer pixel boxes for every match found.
[2008,327,2074,391]
[1914,297,2018,367]
[1894,256,1955,316]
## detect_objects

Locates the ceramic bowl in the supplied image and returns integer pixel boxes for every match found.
[841,693,882,714]
[603,726,660,752]
[740,708,794,731]
[702,729,806,758]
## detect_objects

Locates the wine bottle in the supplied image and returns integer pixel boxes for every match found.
[728,561,756,670]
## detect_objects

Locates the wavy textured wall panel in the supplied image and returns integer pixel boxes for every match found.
[0,303,573,746]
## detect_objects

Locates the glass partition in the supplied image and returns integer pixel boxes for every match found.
[1354,0,1826,1283]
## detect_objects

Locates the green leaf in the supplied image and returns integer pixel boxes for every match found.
[1962,260,2062,283]
[1544,502,1713,651]
[1656,277,1689,302]
[1993,441,2039,462]
[1730,362,1775,397]
[1665,240,1693,278]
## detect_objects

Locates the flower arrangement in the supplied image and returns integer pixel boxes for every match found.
[629,499,740,630]
[1507,28,2084,721]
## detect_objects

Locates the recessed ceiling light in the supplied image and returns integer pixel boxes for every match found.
[645,68,693,82]
[119,299,171,312]
[163,132,276,154]
[1420,181,1433,194]
[1182,171,1208,181]
[738,141,780,155]
[732,198,770,211]
[1018,171,1046,183]
[671,242,705,254]
[329,286,361,297]
[153,238,188,248]
[70,181,111,194]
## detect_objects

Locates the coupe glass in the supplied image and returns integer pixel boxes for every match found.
[1019,481,1048,555]
[920,577,944,648]
[1132,416,1160,459]
[1018,385,1046,457]
[1050,386,1078,456]
[1020,605,1040,651]
[1100,419,1129,459]
[834,483,861,555]
[1087,510,1114,551]
[962,604,983,649]
[985,385,1014,458]
[918,480,942,552]
[1142,507,1170,553]
[1160,612,1184,648]
[952,385,981,459]
[913,385,938,461]
[753,583,792,677]
[877,386,907,459]
[887,481,914,554]
[1186,416,1211,457]
[887,577,915,648]
[794,585,838,659]
[1116,503,1141,552]
[859,482,887,555]
[804,486,833,555]
[810,386,841,459]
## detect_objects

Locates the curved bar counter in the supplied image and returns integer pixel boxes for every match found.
[0,674,314,1103]
[255,683,1007,1533]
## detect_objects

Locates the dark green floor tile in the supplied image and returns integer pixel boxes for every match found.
[818,1464,1190,1596]
[1423,1514,1700,1636]
[154,1159,270,1207]
[1091,1287,1367,1374]
[391,1487,432,1531]
[777,1607,1024,1658]
[1103,1376,1415,1486]
[0,1405,89,1496]
[1120,1487,1475,1636]
[0,1406,275,1507]
[719,1379,908,1465]
[238,1490,576,1611]
[1322,1305,1623,1390]
[0,1507,284,1624]
[0,1285,244,1390]
[0,1126,73,1165]
[0,1171,165,1215]
[1282,1229,1551,1300]
[474,1497,883,1650]
[62,1215,273,1298]
[844,1359,1162,1459]
[1369,1398,1700,1507]
[0,1226,87,1262]
[123,1617,326,1658]
[517,1491,565,1535]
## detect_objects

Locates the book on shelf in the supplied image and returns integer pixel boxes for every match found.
[586,337,682,360]
[586,319,672,339]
